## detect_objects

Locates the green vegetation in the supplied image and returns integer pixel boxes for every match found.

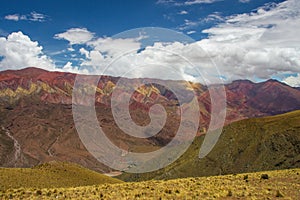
[118,110,300,181]
[0,161,122,190]
[0,168,299,199]
[0,110,300,199]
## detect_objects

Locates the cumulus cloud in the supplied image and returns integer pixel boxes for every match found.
[52,0,299,85]
[85,0,299,84]
[87,37,141,57]
[76,37,142,74]
[54,28,94,45]
[4,12,48,22]
[2,0,294,86]
[195,0,300,81]
[61,61,89,74]
[283,74,300,87]
[0,31,55,70]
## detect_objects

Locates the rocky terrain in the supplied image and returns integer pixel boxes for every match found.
[0,67,300,173]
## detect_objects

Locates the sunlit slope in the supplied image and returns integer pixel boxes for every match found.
[1,168,299,199]
[118,110,300,181]
[0,161,122,190]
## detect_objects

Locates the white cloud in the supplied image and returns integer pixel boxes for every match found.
[87,0,299,84]
[156,0,175,4]
[79,48,90,58]
[4,12,47,22]
[87,37,141,57]
[179,10,188,15]
[187,30,196,35]
[157,0,222,6]
[61,61,89,74]
[185,0,223,5]
[178,19,200,30]
[77,37,142,74]
[4,14,20,21]
[29,12,47,22]
[51,0,299,85]
[283,74,300,87]
[178,12,224,31]
[239,0,250,3]
[1,0,294,86]
[54,28,94,45]
[67,47,75,52]
[0,31,55,70]
[202,12,224,23]
[194,0,300,81]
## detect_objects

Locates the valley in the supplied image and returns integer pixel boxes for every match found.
[0,68,299,199]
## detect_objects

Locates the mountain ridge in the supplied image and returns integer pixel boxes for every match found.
[0,67,300,173]
[118,110,300,181]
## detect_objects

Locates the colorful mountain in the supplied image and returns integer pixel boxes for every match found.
[0,67,300,173]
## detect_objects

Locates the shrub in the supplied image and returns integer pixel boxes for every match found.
[261,174,269,180]
[36,190,42,195]
[275,190,284,197]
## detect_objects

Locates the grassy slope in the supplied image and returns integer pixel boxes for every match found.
[0,161,122,190]
[1,168,299,199]
[118,110,300,181]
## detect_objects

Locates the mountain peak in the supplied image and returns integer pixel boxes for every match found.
[1,67,49,78]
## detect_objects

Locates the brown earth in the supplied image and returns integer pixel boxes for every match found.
[0,67,300,173]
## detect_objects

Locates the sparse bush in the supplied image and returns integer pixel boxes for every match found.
[275,190,284,197]
[261,174,269,180]
[165,189,172,194]
[0,168,299,199]
[135,193,141,198]
[36,190,42,195]
[227,190,233,197]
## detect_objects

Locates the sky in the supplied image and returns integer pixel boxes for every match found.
[0,0,299,86]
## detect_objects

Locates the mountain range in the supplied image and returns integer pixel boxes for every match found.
[0,67,300,173]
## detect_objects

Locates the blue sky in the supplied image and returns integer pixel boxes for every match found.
[1,0,282,46]
[0,0,300,86]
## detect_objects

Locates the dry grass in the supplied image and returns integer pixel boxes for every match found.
[0,168,299,199]
[0,161,122,190]
[119,110,300,181]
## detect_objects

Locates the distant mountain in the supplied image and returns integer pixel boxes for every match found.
[0,67,300,173]
[118,110,300,181]
[224,79,300,119]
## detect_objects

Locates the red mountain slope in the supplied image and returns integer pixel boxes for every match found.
[0,67,300,172]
